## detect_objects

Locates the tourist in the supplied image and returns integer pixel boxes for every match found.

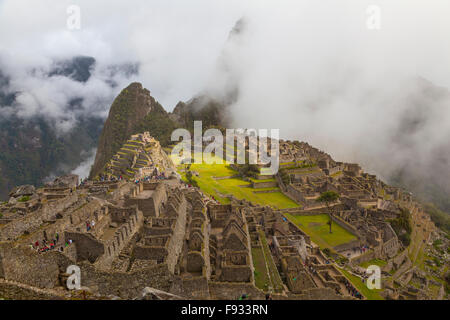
[238,294,248,300]
[55,233,59,242]
[91,220,96,228]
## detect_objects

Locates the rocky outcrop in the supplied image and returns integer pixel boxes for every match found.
[90,83,172,178]
[45,174,79,188]
[170,95,230,130]
[9,185,35,198]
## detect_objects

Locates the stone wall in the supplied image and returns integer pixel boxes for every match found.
[350,249,376,265]
[78,262,175,299]
[126,183,167,217]
[100,210,143,268]
[133,246,167,260]
[333,239,361,252]
[219,266,252,282]
[64,232,105,263]
[165,193,187,273]
[276,175,304,204]
[252,181,278,189]
[330,214,361,238]
[0,244,74,289]
[0,194,80,241]
[0,280,62,300]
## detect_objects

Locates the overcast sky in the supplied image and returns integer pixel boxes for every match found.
[0,0,449,186]
[0,1,449,111]
[0,0,247,111]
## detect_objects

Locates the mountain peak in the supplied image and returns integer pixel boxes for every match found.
[90,83,161,178]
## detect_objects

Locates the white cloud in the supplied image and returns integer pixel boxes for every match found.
[0,0,449,199]
[71,148,96,180]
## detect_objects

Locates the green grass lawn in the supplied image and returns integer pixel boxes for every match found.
[285,214,357,249]
[338,267,384,300]
[259,230,284,292]
[251,247,271,291]
[173,154,299,209]
[360,258,387,269]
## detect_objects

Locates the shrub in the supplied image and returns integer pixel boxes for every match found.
[389,207,412,246]
[279,169,290,185]
[399,233,411,247]
[433,257,442,267]
[18,195,30,202]
[185,171,199,188]
[433,239,443,248]
[233,164,260,179]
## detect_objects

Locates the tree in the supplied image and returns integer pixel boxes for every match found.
[316,191,340,233]
[279,169,290,185]
[233,164,260,179]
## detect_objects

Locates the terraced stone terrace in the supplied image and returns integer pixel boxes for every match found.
[172,154,299,209]
[1,131,446,301]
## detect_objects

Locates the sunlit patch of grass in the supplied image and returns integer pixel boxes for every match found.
[173,153,298,209]
[285,214,357,249]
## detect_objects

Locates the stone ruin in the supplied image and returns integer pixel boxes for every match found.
[0,134,442,300]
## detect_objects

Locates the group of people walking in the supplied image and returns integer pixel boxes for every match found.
[31,233,73,254]
[343,278,362,299]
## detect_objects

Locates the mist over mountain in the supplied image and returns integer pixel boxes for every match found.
[0,55,139,200]
[198,7,450,215]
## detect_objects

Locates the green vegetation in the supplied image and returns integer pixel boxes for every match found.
[285,214,357,249]
[316,191,340,234]
[279,169,290,185]
[174,154,298,209]
[17,195,30,202]
[259,230,284,292]
[0,115,103,201]
[185,169,199,188]
[173,96,227,130]
[338,267,384,300]
[330,171,343,178]
[360,259,387,269]
[424,203,450,234]
[433,256,443,268]
[433,239,443,249]
[335,256,349,266]
[137,105,177,147]
[251,247,270,291]
[389,207,412,246]
[90,83,179,178]
[232,164,260,179]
